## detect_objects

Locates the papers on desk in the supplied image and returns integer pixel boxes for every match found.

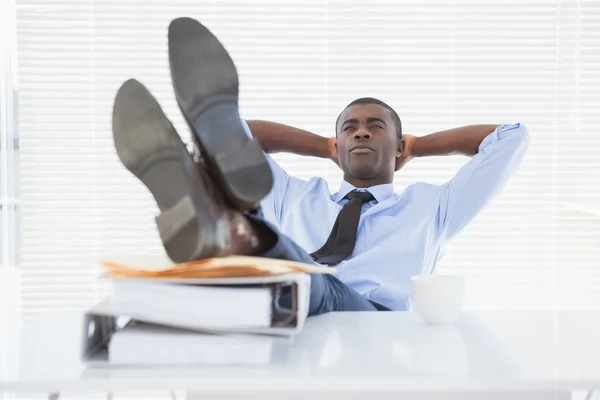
[82,256,314,367]
[102,254,332,279]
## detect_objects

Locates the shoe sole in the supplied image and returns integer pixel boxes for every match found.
[112,79,220,263]
[168,17,273,211]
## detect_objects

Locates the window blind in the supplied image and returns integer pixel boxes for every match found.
[2,0,21,344]
[1,0,19,272]
[14,0,600,318]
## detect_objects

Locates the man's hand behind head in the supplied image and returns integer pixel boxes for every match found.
[328,136,339,166]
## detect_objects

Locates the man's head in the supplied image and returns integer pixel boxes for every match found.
[335,97,403,187]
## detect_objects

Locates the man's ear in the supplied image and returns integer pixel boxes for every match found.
[396,138,405,158]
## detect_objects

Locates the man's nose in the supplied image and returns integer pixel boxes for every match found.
[353,129,372,140]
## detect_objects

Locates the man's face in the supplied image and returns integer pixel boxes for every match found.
[336,104,400,181]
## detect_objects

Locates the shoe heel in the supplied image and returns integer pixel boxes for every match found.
[214,139,274,210]
[155,195,212,263]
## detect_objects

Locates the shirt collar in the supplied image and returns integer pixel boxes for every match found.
[332,181,395,204]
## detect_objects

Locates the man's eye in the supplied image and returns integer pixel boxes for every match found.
[372,125,383,129]
[344,126,355,131]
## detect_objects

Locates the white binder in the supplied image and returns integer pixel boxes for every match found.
[81,273,310,366]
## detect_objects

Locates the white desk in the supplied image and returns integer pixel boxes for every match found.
[2,311,600,400]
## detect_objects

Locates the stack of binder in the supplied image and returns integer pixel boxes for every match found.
[82,255,329,367]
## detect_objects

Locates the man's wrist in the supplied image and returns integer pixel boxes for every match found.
[411,133,443,158]
[406,135,421,158]
[324,137,335,159]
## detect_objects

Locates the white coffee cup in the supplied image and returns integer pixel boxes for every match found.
[411,274,466,325]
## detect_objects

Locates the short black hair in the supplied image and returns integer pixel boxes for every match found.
[335,97,402,139]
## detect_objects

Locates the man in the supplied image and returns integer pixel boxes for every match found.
[112,17,529,315]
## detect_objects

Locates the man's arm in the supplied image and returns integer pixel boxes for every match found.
[406,123,530,240]
[246,120,336,162]
[411,124,500,158]
[242,119,329,228]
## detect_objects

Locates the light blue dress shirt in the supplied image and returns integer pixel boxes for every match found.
[243,121,530,310]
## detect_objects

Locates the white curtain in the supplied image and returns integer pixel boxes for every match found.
[13,0,600,318]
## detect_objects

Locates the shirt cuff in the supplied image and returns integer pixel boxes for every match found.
[478,122,529,153]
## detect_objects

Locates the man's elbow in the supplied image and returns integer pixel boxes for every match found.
[504,122,530,166]
[499,122,530,152]
[514,123,530,155]
[515,122,530,142]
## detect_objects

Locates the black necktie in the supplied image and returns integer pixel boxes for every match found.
[310,190,375,265]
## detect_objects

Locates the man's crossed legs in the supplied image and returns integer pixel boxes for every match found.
[111,17,378,316]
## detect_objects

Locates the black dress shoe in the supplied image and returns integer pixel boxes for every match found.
[167,17,273,212]
[112,79,260,263]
